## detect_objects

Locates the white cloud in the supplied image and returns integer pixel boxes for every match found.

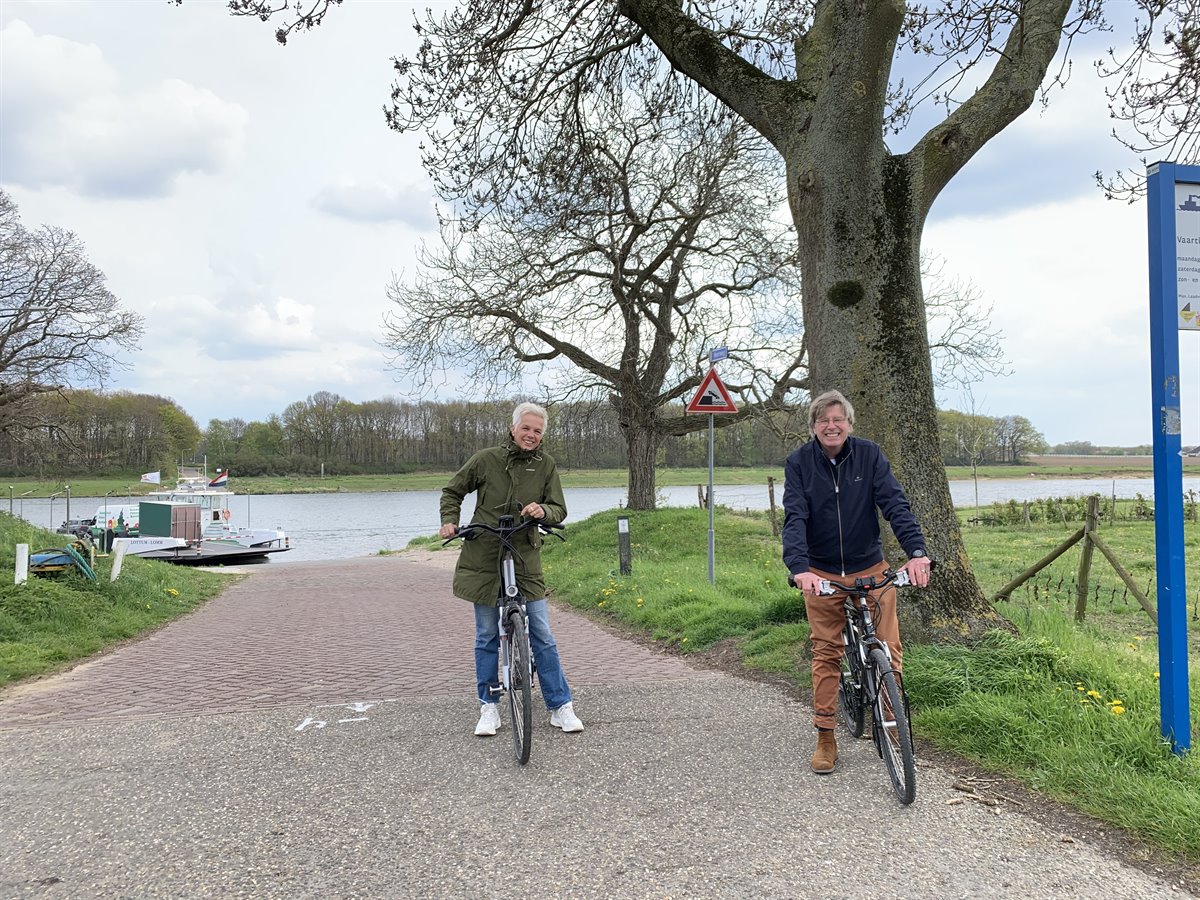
[312,179,437,228]
[0,18,247,197]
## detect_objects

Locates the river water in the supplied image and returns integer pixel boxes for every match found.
[11,476,1200,565]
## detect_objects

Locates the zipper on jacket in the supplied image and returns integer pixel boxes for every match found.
[832,460,845,576]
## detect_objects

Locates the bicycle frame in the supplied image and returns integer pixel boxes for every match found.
[495,528,527,700]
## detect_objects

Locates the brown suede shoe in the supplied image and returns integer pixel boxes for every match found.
[811,729,838,774]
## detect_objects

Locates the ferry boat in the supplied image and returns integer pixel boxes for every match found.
[81,468,291,565]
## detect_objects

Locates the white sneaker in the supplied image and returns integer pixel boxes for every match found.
[474,703,501,736]
[549,702,584,733]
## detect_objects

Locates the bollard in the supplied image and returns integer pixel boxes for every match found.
[110,540,129,582]
[617,515,632,576]
[15,543,28,585]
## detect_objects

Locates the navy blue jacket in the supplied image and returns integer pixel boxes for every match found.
[782,435,926,577]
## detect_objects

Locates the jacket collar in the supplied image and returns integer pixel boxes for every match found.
[505,436,543,464]
[811,434,854,466]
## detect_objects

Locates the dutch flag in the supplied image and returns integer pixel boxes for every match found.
[208,470,229,488]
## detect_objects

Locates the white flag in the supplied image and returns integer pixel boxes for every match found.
[140,471,161,484]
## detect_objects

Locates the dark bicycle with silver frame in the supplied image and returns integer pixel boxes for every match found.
[443,514,565,764]
[820,565,931,805]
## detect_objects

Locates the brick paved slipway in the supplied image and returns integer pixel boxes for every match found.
[0,551,1195,899]
[0,551,703,728]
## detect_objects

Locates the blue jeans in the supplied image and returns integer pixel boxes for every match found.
[474,599,572,710]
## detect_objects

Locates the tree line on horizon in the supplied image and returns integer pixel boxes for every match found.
[0,388,1073,480]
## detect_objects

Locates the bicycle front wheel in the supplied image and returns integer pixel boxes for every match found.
[868,647,915,805]
[506,609,534,765]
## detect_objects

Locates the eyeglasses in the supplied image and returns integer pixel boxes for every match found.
[815,417,848,426]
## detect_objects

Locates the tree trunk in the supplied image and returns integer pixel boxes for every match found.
[623,420,660,510]
[786,152,1010,642]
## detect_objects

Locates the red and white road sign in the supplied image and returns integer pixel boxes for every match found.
[686,368,738,414]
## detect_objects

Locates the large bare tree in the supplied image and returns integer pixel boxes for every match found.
[220,0,1196,641]
[384,92,802,508]
[0,190,144,432]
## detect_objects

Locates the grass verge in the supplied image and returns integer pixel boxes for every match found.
[0,513,232,686]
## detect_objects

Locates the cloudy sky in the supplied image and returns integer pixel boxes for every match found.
[1,1,1196,447]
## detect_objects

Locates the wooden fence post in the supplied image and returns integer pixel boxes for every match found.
[1074,495,1100,623]
[767,476,779,537]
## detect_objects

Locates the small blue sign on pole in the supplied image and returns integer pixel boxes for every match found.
[709,347,728,363]
[1146,160,1198,755]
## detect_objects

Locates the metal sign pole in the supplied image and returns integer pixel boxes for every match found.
[1146,160,1196,754]
[707,413,715,585]
[686,349,734,588]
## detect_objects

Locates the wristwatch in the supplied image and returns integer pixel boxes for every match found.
[910,549,926,558]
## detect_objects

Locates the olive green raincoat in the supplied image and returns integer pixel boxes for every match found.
[440,437,567,605]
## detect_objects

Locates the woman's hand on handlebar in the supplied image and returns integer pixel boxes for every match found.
[793,571,823,595]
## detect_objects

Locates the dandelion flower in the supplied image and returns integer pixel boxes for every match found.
[1111,706,1126,715]
[165,588,179,597]
[1087,690,1102,699]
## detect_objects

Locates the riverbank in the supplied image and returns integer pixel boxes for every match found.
[6,457,1199,498]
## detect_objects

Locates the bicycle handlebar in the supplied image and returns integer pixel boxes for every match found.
[817,560,937,596]
[441,518,565,546]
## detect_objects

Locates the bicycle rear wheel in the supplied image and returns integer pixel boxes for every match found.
[869,647,915,805]
[506,609,534,765]
[840,657,868,739]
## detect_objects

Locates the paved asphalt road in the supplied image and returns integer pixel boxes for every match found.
[0,551,1194,899]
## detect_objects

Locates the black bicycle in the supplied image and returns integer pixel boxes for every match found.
[444,515,564,764]
[820,567,926,805]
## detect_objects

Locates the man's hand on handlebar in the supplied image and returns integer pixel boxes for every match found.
[899,554,932,588]
[793,572,824,595]
[520,501,545,520]
[439,523,457,539]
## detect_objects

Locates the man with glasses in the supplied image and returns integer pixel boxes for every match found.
[781,390,931,774]
[439,402,584,737]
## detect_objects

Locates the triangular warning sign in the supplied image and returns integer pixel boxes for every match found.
[686,368,738,414]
